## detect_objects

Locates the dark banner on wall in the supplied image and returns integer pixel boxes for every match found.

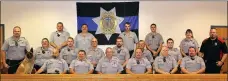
[76,2,139,45]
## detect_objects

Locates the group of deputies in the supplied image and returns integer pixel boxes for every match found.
[1,22,227,74]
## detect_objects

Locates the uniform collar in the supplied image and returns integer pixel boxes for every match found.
[184,38,193,41]
[41,46,51,51]
[209,37,218,41]
[168,47,177,51]
[114,46,124,50]
[134,57,143,61]
[56,31,64,33]
[76,58,87,61]
[189,55,197,58]
[104,56,117,61]
[67,46,75,50]
[123,31,132,35]
[161,55,170,58]
[89,47,98,51]
[79,32,90,36]
[150,32,157,35]
[11,36,24,41]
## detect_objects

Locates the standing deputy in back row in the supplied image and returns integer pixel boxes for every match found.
[119,22,138,57]
[50,22,70,51]
[145,23,164,59]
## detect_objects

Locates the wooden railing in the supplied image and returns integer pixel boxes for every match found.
[1,74,227,81]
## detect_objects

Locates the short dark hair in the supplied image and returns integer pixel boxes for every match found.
[57,22,64,26]
[81,24,88,27]
[116,37,123,41]
[210,28,217,30]
[166,38,174,43]
[78,50,86,55]
[41,38,49,43]
[125,22,131,26]
[185,29,194,38]
[135,48,143,52]
[188,46,196,52]
[67,37,74,41]
[150,23,156,27]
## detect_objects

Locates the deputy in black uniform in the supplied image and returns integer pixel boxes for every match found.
[199,28,228,73]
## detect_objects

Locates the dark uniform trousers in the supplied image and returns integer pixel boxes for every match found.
[6,59,23,74]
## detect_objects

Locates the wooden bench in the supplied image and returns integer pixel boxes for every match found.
[1,74,227,81]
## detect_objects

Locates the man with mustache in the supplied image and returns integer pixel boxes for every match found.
[1,26,30,74]
[126,48,152,74]
[96,47,123,74]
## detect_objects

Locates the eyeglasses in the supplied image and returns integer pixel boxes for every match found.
[191,57,195,60]
[152,35,155,38]
[163,57,166,62]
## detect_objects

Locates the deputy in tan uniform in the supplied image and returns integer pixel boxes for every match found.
[181,47,205,74]
[69,50,93,74]
[1,26,30,74]
[60,37,79,65]
[85,38,104,74]
[179,29,199,57]
[145,23,164,59]
[34,38,53,71]
[96,47,123,74]
[35,49,68,74]
[50,22,70,51]
[154,46,178,74]
[131,40,153,63]
[167,38,182,64]
[126,48,152,74]
[75,24,94,50]
[119,22,138,57]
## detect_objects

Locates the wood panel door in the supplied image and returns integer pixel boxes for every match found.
[0,24,5,74]
[211,26,228,74]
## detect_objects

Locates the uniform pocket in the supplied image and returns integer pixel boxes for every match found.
[9,41,16,47]
[36,53,43,59]
[102,63,107,68]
